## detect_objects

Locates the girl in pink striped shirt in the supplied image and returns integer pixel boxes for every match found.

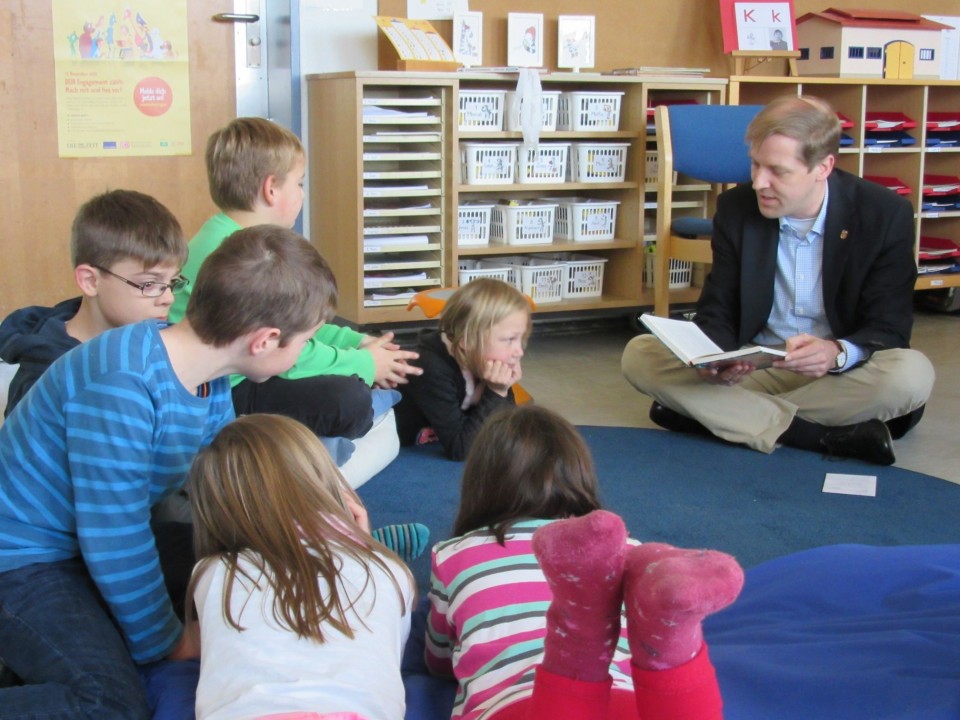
[426,405,744,720]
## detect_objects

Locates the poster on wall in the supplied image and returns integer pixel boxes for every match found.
[406,0,468,21]
[51,0,192,158]
[718,0,796,54]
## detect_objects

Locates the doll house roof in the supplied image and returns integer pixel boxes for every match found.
[796,8,953,32]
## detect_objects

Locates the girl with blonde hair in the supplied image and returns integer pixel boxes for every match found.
[186,413,415,720]
[396,278,532,460]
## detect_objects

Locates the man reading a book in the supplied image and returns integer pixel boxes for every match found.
[622,95,934,466]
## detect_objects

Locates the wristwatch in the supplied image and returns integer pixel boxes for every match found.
[832,340,847,370]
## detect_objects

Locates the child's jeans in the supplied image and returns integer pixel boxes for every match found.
[0,557,152,719]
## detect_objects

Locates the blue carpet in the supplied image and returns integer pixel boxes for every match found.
[359,427,960,591]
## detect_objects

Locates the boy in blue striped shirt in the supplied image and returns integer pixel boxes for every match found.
[0,225,337,719]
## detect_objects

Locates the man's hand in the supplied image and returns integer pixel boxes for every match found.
[482,359,522,397]
[777,333,839,378]
[362,332,422,388]
[697,361,755,386]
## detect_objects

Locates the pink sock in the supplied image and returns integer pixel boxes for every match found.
[532,510,627,683]
[623,543,744,671]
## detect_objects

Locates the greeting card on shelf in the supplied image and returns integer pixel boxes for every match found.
[719,0,800,76]
[557,15,595,72]
[719,0,797,53]
[376,16,461,72]
[453,11,482,68]
[507,13,544,68]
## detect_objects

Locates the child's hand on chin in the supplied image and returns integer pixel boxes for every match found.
[483,359,521,396]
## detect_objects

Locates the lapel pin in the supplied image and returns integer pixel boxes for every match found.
[839,230,848,240]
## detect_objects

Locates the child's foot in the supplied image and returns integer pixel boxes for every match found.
[623,543,743,670]
[415,427,438,445]
[372,523,431,562]
[532,510,627,682]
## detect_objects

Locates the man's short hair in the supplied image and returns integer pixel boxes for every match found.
[745,95,841,169]
[205,117,305,212]
[71,189,187,270]
[186,224,337,347]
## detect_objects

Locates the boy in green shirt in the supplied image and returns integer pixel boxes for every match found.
[170,117,421,439]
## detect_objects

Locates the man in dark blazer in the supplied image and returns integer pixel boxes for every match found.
[622,95,934,465]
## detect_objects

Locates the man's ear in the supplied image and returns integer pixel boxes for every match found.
[247,326,282,356]
[74,264,100,297]
[816,153,836,181]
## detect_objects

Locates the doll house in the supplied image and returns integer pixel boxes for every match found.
[795,8,951,79]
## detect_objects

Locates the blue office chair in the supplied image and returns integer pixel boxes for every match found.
[652,103,763,317]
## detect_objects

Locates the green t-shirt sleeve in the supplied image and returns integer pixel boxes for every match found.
[280,331,376,385]
[315,323,365,349]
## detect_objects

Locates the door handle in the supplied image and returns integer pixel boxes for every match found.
[212,13,260,23]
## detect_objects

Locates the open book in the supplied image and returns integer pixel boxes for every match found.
[640,314,787,369]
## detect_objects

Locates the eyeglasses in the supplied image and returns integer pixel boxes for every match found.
[93,265,189,298]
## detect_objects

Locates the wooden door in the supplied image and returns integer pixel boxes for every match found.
[884,40,915,80]
[0,1,237,316]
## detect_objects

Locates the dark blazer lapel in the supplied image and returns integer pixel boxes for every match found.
[741,212,780,339]
[821,172,856,314]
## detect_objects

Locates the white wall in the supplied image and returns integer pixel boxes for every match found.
[297,0,379,245]
[923,15,960,80]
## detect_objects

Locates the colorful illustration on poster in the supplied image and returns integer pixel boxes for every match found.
[52,0,191,158]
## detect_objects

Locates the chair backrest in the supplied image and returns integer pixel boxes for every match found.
[665,104,763,184]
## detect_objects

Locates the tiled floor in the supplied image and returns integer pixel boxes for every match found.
[520,311,960,484]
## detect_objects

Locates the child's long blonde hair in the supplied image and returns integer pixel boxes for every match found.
[439,278,531,378]
[187,414,412,642]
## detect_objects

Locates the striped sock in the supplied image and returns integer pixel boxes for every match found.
[372,523,431,562]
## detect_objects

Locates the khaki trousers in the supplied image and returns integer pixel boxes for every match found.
[621,334,935,453]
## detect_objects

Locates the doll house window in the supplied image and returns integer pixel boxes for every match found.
[867,47,882,59]
[820,46,835,60]
[919,48,935,61]
[848,46,865,59]
[799,47,809,60]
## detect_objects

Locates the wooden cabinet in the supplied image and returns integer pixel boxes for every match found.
[306,70,725,327]
[728,76,960,293]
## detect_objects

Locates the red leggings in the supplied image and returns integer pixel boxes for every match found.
[490,645,723,720]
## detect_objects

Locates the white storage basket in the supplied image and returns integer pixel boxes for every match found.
[553,198,620,242]
[643,249,693,290]
[542,252,608,299]
[516,143,569,184]
[479,255,564,303]
[461,143,517,185]
[490,202,557,245]
[458,90,507,132]
[504,90,562,131]
[557,91,624,131]
[458,258,512,286]
[645,150,677,185]
[476,256,523,291]
[570,143,630,183]
[645,150,660,185]
[457,203,494,246]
